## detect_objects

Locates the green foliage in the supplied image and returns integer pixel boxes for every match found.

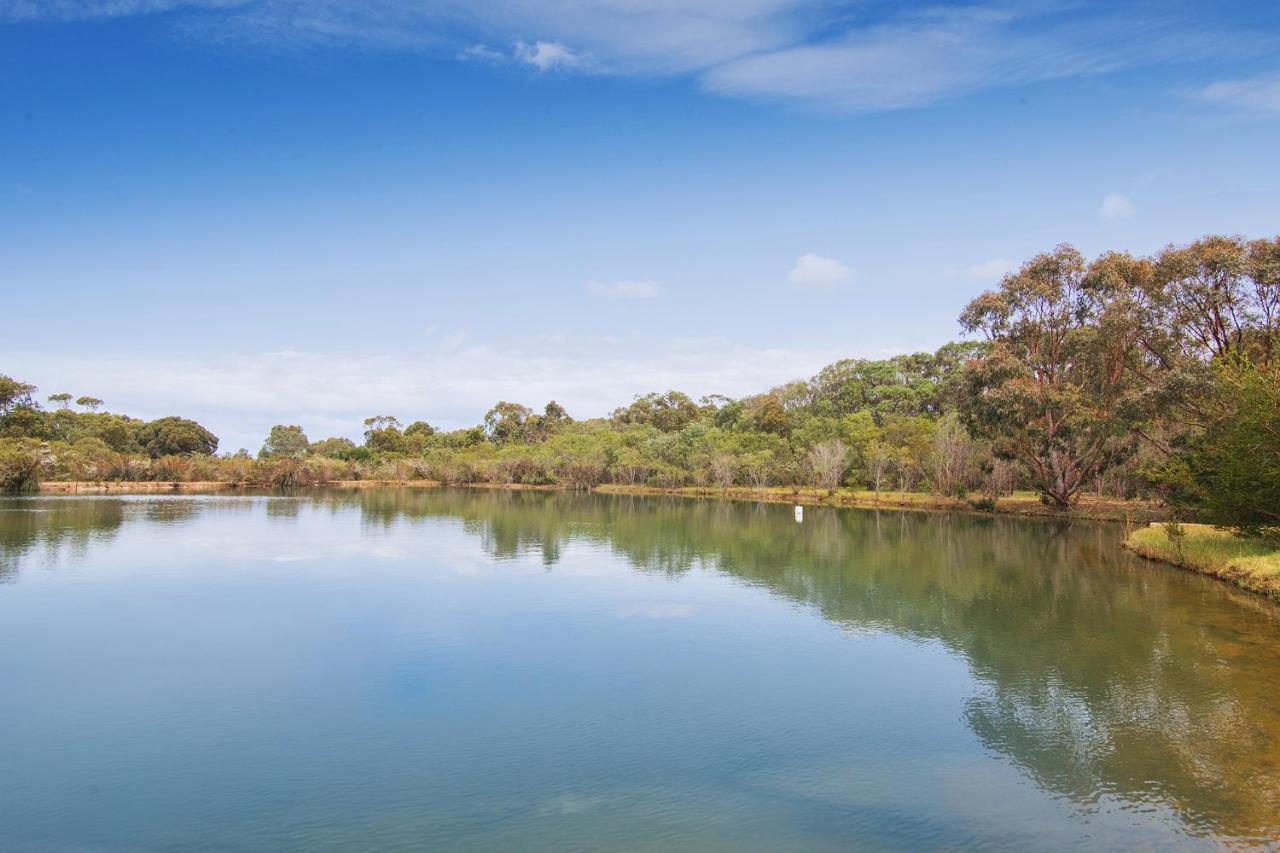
[310,436,357,458]
[1150,364,1280,539]
[0,374,36,415]
[135,417,219,458]
[612,391,702,432]
[363,416,406,453]
[404,420,435,438]
[2,231,1271,511]
[0,438,45,492]
[959,244,1137,507]
[261,424,310,459]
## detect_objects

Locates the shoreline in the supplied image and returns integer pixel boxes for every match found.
[33,479,1166,523]
[1124,524,1280,600]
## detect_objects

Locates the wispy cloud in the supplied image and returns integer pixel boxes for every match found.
[787,253,851,287]
[9,337,847,451]
[962,257,1015,281]
[1098,192,1135,220]
[1194,74,1280,113]
[514,40,584,71]
[0,0,247,22]
[4,1,1268,112]
[587,279,661,299]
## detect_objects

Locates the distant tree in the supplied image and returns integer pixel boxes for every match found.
[362,416,405,453]
[808,439,848,492]
[744,394,791,435]
[76,396,103,412]
[611,391,702,432]
[47,393,72,409]
[404,420,435,438]
[261,424,309,459]
[484,401,533,444]
[710,453,737,489]
[959,245,1137,508]
[0,375,36,415]
[864,440,893,500]
[523,401,572,442]
[0,438,45,492]
[930,413,974,497]
[135,416,218,458]
[310,436,357,458]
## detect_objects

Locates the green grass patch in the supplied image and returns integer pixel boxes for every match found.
[1125,523,1280,598]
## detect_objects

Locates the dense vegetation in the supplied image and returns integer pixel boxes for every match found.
[3,232,1277,537]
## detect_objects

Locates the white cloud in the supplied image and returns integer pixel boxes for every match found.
[963,257,1015,281]
[514,40,584,71]
[1195,74,1280,113]
[587,279,661,299]
[9,338,847,453]
[1098,192,1135,220]
[787,253,852,287]
[458,43,505,63]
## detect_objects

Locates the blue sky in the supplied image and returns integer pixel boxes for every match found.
[3,0,1279,451]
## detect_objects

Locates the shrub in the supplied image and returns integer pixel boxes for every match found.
[0,438,45,492]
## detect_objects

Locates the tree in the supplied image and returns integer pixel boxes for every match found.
[0,438,45,492]
[1149,235,1280,370]
[48,393,72,409]
[261,424,310,459]
[310,436,357,458]
[135,417,218,458]
[404,420,435,438]
[864,440,893,501]
[611,391,702,432]
[808,439,847,492]
[76,396,104,412]
[524,401,572,442]
[710,453,737,489]
[929,413,974,497]
[0,375,36,416]
[483,402,532,444]
[959,245,1137,508]
[744,394,791,435]
[1150,363,1280,539]
[362,416,405,453]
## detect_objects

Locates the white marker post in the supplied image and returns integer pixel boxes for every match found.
[794,505,803,523]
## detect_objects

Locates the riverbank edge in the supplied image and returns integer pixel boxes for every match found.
[1124,523,1280,599]
[34,479,1166,523]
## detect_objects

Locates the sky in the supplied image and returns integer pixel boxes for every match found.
[3,0,1279,451]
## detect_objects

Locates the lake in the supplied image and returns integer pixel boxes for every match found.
[2,489,1278,851]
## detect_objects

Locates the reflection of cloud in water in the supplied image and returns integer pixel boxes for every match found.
[540,793,607,815]
[616,602,697,619]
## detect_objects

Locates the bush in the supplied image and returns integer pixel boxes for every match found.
[0,438,45,492]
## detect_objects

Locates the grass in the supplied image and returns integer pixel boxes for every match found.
[1125,523,1280,598]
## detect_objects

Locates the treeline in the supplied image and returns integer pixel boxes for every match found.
[3,232,1277,536]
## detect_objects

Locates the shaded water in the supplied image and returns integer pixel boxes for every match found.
[1,489,1278,851]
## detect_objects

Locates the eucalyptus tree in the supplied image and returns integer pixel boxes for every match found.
[959,244,1138,508]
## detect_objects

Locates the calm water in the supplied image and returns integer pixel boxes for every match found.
[2,490,1278,851]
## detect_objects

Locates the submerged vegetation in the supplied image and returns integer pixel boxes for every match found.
[4,231,1278,540]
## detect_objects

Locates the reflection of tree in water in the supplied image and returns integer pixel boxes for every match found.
[314,487,1280,843]
[0,498,126,581]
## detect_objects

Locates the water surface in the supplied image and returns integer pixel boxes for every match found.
[2,490,1278,850]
